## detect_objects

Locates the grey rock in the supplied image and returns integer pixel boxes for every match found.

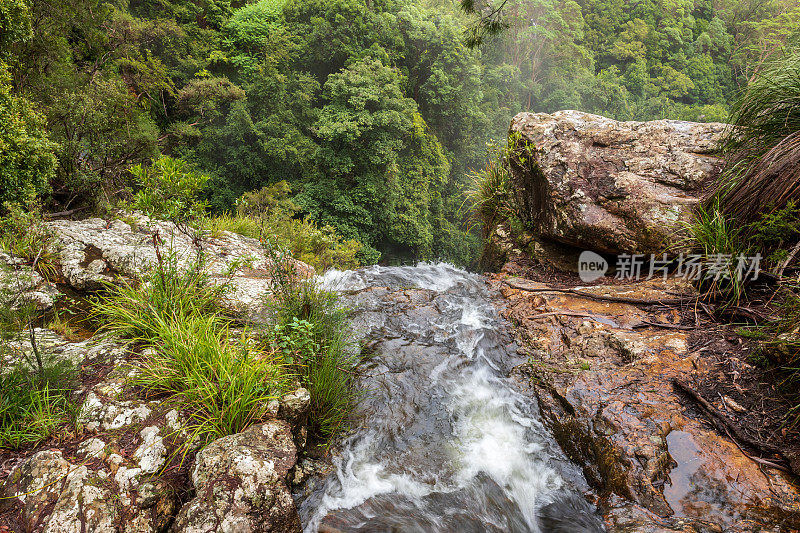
[279,387,311,423]
[0,255,60,311]
[1,451,118,533]
[134,426,167,474]
[77,437,108,460]
[78,392,153,432]
[508,110,725,255]
[47,214,314,321]
[42,465,116,533]
[171,420,301,533]
[1,331,125,376]
[0,450,71,529]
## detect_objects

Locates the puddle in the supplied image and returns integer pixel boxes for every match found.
[35,285,98,341]
[664,430,737,524]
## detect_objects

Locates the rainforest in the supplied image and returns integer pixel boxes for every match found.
[3,0,797,265]
[4,0,800,531]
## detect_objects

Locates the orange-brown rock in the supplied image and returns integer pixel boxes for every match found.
[494,273,800,532]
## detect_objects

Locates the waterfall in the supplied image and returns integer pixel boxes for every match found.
[301,264,604,532]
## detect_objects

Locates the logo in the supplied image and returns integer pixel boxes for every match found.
[578,251,608,282]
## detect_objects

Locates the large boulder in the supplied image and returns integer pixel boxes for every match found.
[171,420,301,533]
[46,214,314,321]
[508,110,725,255]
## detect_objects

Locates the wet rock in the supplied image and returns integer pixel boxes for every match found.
[171,420,301,533]
[47,214,314,321]
[496,274,800,531]
[508,110,725,254]
[280,387,311,423]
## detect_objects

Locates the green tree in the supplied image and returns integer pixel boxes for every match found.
[0,0,31,49]
[0,65,57,206]
[296,56,451,261]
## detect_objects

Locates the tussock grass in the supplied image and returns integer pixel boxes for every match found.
[93,251,225,342]
[131,314,291,444]
[684,199,751,307]
[0,357,76,449]
[266,246,358,440]
[714,49,800,225]
[466,157,514,235]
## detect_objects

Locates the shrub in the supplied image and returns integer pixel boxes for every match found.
[127,156,210,222]
[0,200,59,281]
[264,244,358,440]
[747,201,800,266]
[203,182,363,272]
[236,181,299,220]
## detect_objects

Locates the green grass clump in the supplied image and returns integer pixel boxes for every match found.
[130,314,291,444]
[93,251,225,342]
[0,358,75,450]
[266,246,358,440]
[684,198,751,307]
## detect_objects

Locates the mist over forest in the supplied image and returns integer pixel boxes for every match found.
[3,0,796,264]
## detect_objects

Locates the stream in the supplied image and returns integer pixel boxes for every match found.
[300,263,605,532]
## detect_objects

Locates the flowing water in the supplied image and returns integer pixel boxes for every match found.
[300,263,605,532]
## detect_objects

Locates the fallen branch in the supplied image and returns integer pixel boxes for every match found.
[632,320,695,331]
[43,206,88,218]
[725,427,793,474]
[672,379,796,475]
[504,278,692,305]
[722,306,779,323]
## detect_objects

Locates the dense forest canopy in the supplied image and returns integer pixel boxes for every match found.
[2,0,798,264]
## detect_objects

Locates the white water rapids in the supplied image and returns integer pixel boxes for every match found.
[300,263,604,532]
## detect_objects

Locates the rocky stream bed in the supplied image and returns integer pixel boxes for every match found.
[2,110,800,531]
[1,215,798,531]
